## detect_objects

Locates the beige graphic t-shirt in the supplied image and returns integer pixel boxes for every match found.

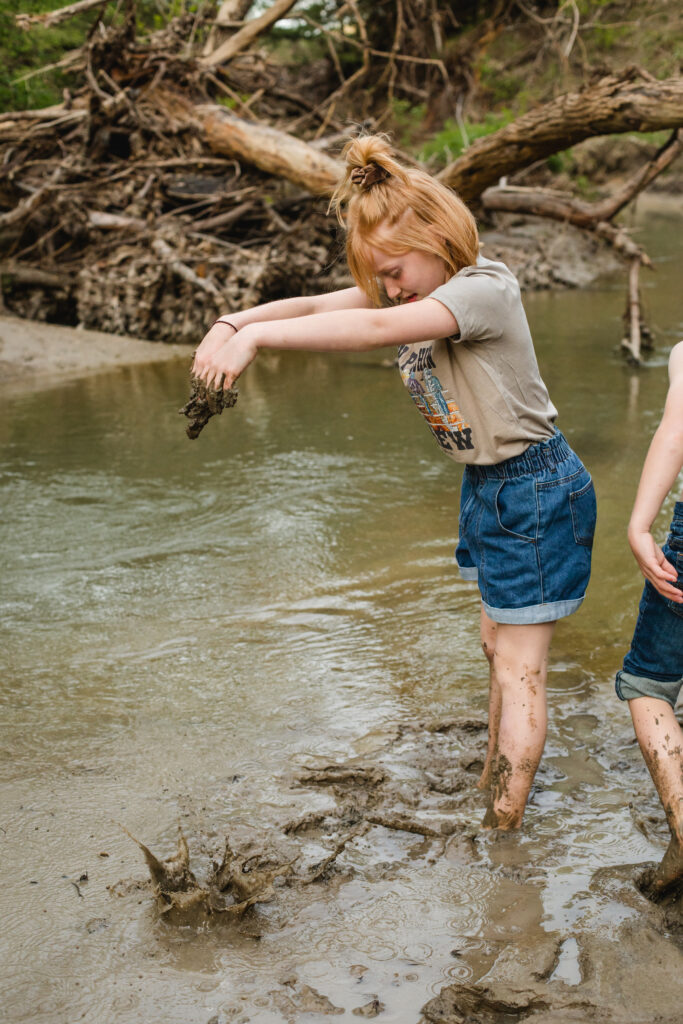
[397,256,557,465]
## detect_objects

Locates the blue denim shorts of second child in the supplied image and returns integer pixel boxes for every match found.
[615,502,683,709]
[456,430,597,625]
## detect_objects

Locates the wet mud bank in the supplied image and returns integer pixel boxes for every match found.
[118,710,683,1024]
[0,313,192,393]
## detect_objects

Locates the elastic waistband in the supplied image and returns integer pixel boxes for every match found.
[467,429,573,481]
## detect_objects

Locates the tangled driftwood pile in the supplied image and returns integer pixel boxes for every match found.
[0,3,343,342]
[1,1,683,359]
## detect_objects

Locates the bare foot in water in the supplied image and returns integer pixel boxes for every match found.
[637,834,683,899]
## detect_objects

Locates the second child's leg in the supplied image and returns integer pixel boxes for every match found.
[482,620,555,830]
[629,696,683,895]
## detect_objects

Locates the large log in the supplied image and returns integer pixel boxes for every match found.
[439,70,683,201]
[198,103,343,194]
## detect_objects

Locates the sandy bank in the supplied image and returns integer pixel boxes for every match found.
[0,315,192,393]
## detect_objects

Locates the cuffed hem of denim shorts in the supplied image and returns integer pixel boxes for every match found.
[615,669,682,709]
[482,594,585,625]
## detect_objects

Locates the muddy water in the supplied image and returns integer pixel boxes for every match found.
[1,202,682,1024]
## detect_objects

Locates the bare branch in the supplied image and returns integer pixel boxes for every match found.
[16,0,112,30]
[201,0,298,68]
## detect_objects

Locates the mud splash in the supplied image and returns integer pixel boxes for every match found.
[119,717,488,925]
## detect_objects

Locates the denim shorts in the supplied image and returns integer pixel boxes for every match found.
[456,430,597,624]
[615,502,683,708]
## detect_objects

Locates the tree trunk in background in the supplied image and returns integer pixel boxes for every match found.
[198,102,343,194]
[439,70,683,201]
[188,74,682,201]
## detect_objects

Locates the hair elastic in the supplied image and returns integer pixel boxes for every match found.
[350,163,390,189]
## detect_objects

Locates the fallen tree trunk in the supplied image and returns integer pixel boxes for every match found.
[198,102,343,194]
[440,69,683,201]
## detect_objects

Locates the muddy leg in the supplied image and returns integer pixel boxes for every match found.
[629,696,683,896]
[478,605,500,790]
[482,621,555,831]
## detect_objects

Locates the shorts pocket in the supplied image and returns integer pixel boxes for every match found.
[570,476,597,548]
[494,478,537,542]
[458,472,478,533]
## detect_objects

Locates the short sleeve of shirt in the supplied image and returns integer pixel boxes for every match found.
[428,258,520,344]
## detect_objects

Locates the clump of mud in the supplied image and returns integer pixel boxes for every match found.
[179,374,238,439]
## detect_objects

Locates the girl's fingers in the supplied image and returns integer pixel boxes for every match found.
[647,571,682,600]
[660,555,679,580]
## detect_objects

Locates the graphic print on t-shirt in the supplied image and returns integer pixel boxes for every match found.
[398,344,474,452]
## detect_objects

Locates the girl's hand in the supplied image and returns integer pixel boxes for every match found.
[197,329,258,391]
[628,528,682,601]
[192,321,237,376]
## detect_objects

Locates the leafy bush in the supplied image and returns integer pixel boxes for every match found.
[420,110,514,166]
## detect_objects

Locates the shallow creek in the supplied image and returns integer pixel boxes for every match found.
[1,203,682,1023]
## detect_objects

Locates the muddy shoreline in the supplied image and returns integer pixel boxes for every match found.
[0,314,192,393]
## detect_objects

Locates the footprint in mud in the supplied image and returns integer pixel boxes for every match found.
[267,976,344,1018]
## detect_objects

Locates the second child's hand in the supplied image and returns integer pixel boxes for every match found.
[197,329,258,391]
[628,528,682,602]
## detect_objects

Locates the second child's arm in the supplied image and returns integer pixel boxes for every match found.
[196,298,459,390]
[628,341,683,601]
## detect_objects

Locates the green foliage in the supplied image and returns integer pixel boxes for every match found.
[420,110,514,166]
[0,0,205,113]
[545,150,572,174]
[476,59,521,105]
[267,0,361,71]
[391,99,428,147]
[0,0,97,112]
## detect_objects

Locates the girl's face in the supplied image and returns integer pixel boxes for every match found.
[367,244,451,303]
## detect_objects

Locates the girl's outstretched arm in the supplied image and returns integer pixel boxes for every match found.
[196,298,459,391]
[628,341,683,601]
[192,287,371,374]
